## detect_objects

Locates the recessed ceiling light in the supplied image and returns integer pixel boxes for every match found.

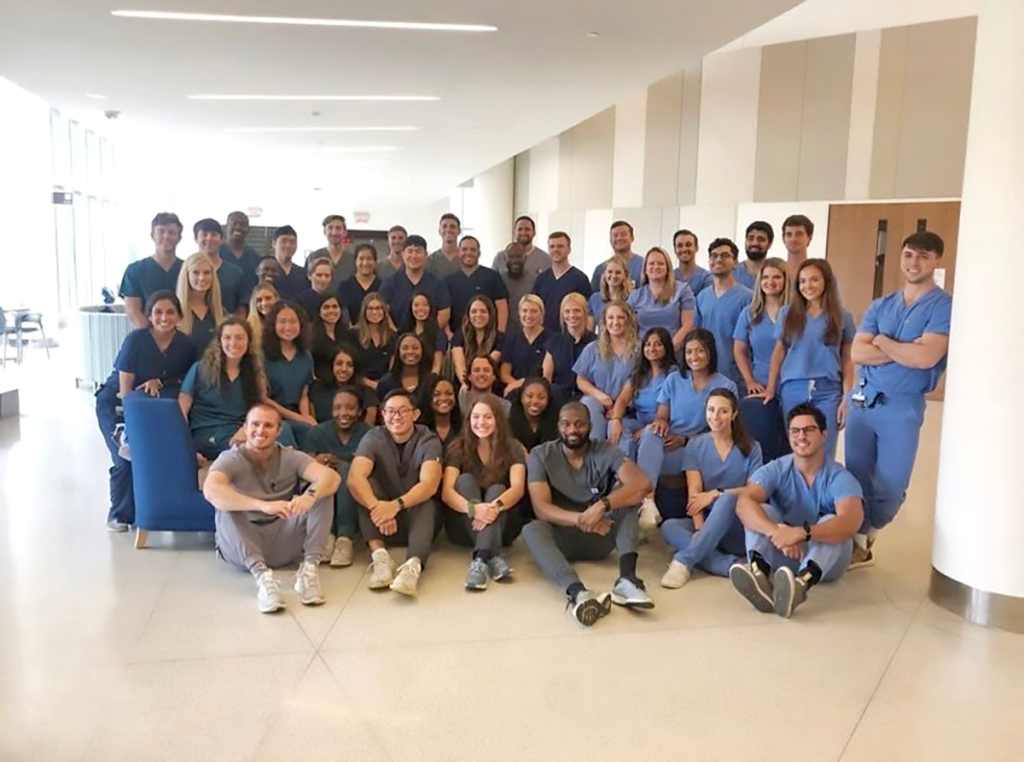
[223,126,418,133]
[111,10,496,32]
[86,93,109,100]
[587,31,600,38]
[188,94,439,102]
[322,146,400,153]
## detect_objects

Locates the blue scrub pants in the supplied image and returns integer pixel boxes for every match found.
[780,378,842,461]
[95,386,134,525]
[636,427,688,481]
[739,396,789,463]
[612,414,654,460]
[661,493,745,576]
[844,394,926,534]
[745,504,852,581]
[581,395,611,441]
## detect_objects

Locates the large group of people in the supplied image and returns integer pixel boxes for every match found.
[97,208,952,623]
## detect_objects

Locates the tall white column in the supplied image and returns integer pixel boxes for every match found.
[930,0,1024,628]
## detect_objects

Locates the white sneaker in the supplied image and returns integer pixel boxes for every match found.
[294,561,326,606]
[638,495,661,530]
[255,570,285,613]
[660,560,692,589]
[367,548,396,590]
[389,557,422,596]
[330,536,354,568]
[106,519,130,533]
[321,533,336,565]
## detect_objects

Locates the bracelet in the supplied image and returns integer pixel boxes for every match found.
[467,500,478,518]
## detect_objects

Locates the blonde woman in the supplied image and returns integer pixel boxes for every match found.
[542,292,596,403]
[176,252,224,355]
[627,246,695,351]
[573,301,640,440]
[353,292,396,390]
[588,255,632,331]
[499,294,548,398]
[247,282,279,347]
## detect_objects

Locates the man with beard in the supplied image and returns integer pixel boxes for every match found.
[444,235,510,329]
[735,220,774,290]
[730,403,863,618]
[377,225,407,279]
[220,211,262,300]
[694,237,753,392]
[590,220,644,290]
[310,214,356,289]
[845,232,951,568]
[194,218,246,315]
[497,242,537,334]
[522,402,654,626]
[492,215,550,275]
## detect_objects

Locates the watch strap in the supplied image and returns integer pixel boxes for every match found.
[802,521,812,543]
[396,497,406,511]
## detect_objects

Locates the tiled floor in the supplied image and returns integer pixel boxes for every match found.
[1,349,1022,761]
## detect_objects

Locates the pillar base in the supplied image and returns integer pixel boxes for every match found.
[929,567,1024,634]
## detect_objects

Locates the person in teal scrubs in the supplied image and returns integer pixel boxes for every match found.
[262,301,316,448]
[176,251,224,355]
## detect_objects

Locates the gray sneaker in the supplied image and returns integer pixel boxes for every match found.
[773,566,808,618]
[106,519,130,533]
[570,590,613,627]
[294,561,326,606]
[611,576,655,609]
[255,570,285,614]
[367,549,396,590]
[730,562,774,613]
[464,558,489,591]
[486,555,514,582]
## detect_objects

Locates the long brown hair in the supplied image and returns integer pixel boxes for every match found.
[198,316,267,405]
[461,294,499,358]
[355,292,396,348]
[783,258,843,346]
[749,256,790,324]
[707,387,754,457]
[447,392,523,488]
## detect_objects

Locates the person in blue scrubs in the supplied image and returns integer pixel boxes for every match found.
[409,293,448,376]
[176,252,224,356]
[845,231,952,566]
[270,225,306,300]
[636,328,738,518]
[673,229,714,297]
[532,231,592,333]
[542,292,595,404]
[588,255,633,331]
[337,243,382,326]
[119,212,185,328]
[96,291,196,531]
[627,246,695,352]
[660,388,763,587]
[499,295,549,398]
[694,238,753,392]
[730,403,864,618]
[761,258,855,462]
[179,317,269,460]
[353,292,397,392]
[380,234,453,334]
[262,301,317,447]
[452,294,505,386]
[194,217,246,315]
[573,301,639,441]
[309,344,378,426]
[589,220,645,290]
[444,235,510,331]
[734,220,774,291]
[734,256,790,463]
[608,327,678,460]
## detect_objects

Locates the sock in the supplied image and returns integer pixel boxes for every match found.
[566,581,585,603]
[619,552,638,580]
[474,550,494,562]
[799,560,823,588]
[251,561,270,577]
[749,550,771,576]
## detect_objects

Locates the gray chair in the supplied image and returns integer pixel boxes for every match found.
[14,312,50,362]
[0,309,19,367]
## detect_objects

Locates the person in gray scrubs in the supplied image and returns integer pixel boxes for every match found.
[346,389,444,597]
[204,404,340,614]
[521,402,655,627]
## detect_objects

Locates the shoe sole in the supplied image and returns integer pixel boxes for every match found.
[611,593,655,609]
[329,558,354,568]
[465,582,488,591]
[660,576,685,589]
[730,566,774,613]
[368,579,393,590]
[848,554,874,571]
[773,568,797,618]
[574,598,611,626]
[259,601,285,614]
[390,580,418,596]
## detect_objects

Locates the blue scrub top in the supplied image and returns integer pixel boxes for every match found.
[632,373,669,422]
[573,341,635,400]
[627,281,695,337]
[264,351,315,410]
[750,454,863,525]
[675,266,714,297]
[858,286,952,397]
[682,432,764,490]
[695,283,753,386]
[444,266,509,328]
[733,305,780,386]
[546,330,596,399]
[774,305,855,384]
[273,262,307,300]
[532,267,593,333]
[657,369,738,436]
[216,259,246,314]
[118,257,183,301]
[504,329,549,380]
[591,254,645,291]
[588,292,611,326]
[379,270,452,333]
[106,327,196,396]
[181,361,249,432]
[734,262,758,290]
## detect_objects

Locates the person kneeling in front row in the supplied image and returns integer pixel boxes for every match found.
[204,403,341,614]
[522,402,654,626]
[729,403,863,618]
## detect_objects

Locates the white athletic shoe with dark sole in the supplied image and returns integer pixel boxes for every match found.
[571,591,612,626]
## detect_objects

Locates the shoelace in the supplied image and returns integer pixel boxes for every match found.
[259,573,281,595]
[298,564,319,588]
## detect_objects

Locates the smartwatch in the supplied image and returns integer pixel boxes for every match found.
[802,521,812,543]
[494,498,505,510]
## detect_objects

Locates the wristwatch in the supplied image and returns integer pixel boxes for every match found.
[600,496,612,511]
[396,497,407,511]
[494,498,505,510]
[802,521,812,543]
[305,487,317,498]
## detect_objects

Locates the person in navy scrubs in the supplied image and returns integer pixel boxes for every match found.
[270,225,307,300]
[542,292,595,404]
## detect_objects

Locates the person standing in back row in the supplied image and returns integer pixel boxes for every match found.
[781,215,814,276]
[492,215,550,275]
[120,212,185,328]
[734,221,774,290]
[427,213,463,280]
[445,235,510,331]
[310,214,355,289]
[695,238,753,393]
[590,220,644,290]
[377,225,407,279]
[532,232,592,334]
[271,225,306,300]
[673,229,714,298]
[497,243,537,334]
[221,211,262,300]
[380,234,452,334]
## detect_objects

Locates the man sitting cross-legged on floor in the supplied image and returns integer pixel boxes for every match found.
[521,401,654,626]
[729,402,864,618]
[204,403,340,613]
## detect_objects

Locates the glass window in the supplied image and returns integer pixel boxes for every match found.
[50,110,70,188]
[86,129,101,197]
[69,120,86,192]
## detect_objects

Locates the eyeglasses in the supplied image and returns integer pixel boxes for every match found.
[383,407,415,418]
[709,252,735,261]
[788,425,820,436]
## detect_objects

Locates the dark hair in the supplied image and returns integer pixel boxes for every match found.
[610,220,634,235]
[273,225,297,240]
[707,388,754,457]
[262,300,311,359]
[447,392,522,488]
[709,237,738,257]
[745,220,775,244]
[787,402,827,432]
[681,328,718,376]
[144,289,182,317]
[630,327,678,393]
[389,224,408,235]
[151,212,183,234]
[330,343,364,386]
[332,384,365,411]
[391,332,434,377]
[199,316,266,406]
[548,231,571,246]
[193,218,223,238]
[440,212,462,227]
[421,375,463,431]
[509,377,559,448]
[902,231,944,256]
[459,235,480,248]
[408,292,440,348]
[784,258,843,346]
[381,388,417,408]
[782,215,814,238]
[404,234,428,251]
[460,294,499,364]
[307,257,334,275]
[467,353,500,392]
[322,214,347,228]
[257,255,277,270]
[310,292,343,371]
[354,242,379,261]
[559,400,590,421]
[673,229,698,247]
[514,215,536,228]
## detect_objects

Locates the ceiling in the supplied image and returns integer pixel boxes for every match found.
[0,0,803,209]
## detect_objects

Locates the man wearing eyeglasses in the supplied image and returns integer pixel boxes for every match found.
[729,403,863,618]
[346,389,443,596]
[694,238,753,393]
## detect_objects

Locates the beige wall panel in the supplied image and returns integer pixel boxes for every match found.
[643,73,684,207]
[869,26,909,199]
[513,152,530,217]
[797,34,856,200]
[568,108,616,210]
[753,41,806,202]
[612,93,648,208]
[677,65,703,206]
[845,30,883,200]
[557,130,574,210]
[528,137,560,213]
[895,17,976,198]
